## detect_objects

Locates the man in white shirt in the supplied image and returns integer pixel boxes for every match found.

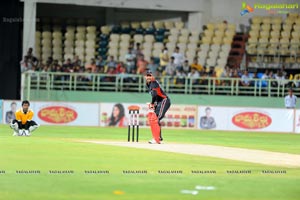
[240,70,251,86]
[188,68,200,84]
[171,46,184,69]
[125,48,136,73]
[285,88,297,109]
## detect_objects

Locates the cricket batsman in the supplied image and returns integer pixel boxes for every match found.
[145,71,171,144]
[10,100,39,136]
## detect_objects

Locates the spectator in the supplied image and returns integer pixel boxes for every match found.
[118,65,135,83]
[62,58,74,72]
[26,47,39,67]
[53,60,62,71]
[46,56,53,67]
[250,72,259,86]
[106,55,117,70]
[104,66,117,82]
[79,68,93,83]
[266,70,276,88]
[261,70,269,79]
[201,72,209,85]
[284,88,297,109]
[96,56,106,70]
[221,66,230,78]
[125,48,136,73]
[41,65,49,72]
[73,55,82,67]
[240,70,251,86]
[147,57,158,76]
[211,70,220,85]
[275,70,286,86]
[136,54,148,74]
[172,46,184,69]
[159,47,169,72]
[208,66,215,76]
[132,42,143,58]
[182,60,191,75]
[165,56,176,76]
[20,56,32,73]
[175,69,186,85]
[190,58,203,72]
[221,66,231,86]
[188,68,200,84]
[85,58,97,73]
[73,65,81,73]
[281,66,287,77]
[115,62,125,74]
[231,69,240,86]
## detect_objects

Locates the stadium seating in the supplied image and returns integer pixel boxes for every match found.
[197,22,236,68]
[35,17,239,70]
[247,14,300,57]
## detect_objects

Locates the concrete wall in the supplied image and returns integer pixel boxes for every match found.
[36,3,106,26]
[26,90,286,108]
[29,0,202,12]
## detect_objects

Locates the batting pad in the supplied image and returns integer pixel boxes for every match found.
[148,112,161,143]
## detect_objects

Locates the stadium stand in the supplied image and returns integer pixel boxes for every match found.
[246,14,300,71]
[26,13,300,97]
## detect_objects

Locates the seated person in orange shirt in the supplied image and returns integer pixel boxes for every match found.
[136,54,148,74]
[190,57,203,72]
[10,100,39,136]
[85,58,97,73]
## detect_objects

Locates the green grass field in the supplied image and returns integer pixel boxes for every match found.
[0,124,299,200]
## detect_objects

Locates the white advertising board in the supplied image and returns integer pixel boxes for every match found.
[198,106,294,133]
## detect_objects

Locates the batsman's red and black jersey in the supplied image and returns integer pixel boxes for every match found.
[146,80,168,104]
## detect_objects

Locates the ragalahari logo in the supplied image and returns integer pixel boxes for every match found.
[240,2,254,16]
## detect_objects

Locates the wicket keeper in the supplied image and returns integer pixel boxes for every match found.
[145,71,171,144]
[10,100,39,136]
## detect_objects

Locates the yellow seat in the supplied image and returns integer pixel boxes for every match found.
[206,23,215,31]
[131,22,140,29]
[133,34,144,43]
[154,21,164,29]
[262,17,271,24]
[100,26,111,35]
[251,24,260,31]
[141,21,152,29]
[164,21,174,29]
[178,35,188,43]
[271,17,282,25]
[175,21,184,29]
[252,16,262,24]
[143,33,155,43]
[86,26,96,33]
[76,26,86,33]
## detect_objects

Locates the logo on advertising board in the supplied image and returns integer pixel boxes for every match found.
[240,2,254,16]
[240,1,298,16]
[38,105,78,124]
[232,111,272,129]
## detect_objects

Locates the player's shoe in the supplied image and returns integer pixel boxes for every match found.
[19,130,24,136]
[12,131,18,136]
[148,139,160,144]
[25,130,31,136]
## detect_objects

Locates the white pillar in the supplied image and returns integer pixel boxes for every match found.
[23,0,37,56]
[187,12,203,31]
